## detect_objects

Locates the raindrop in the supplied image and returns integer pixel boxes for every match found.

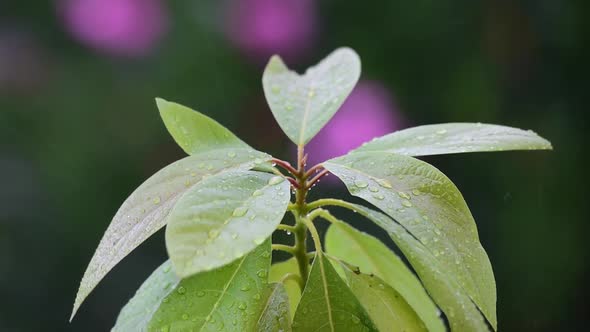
[177,286,187,295]
[232,207,249,217]
[372,193,384,200]
[376,178,393,189]
[252,189,264,197]
[231,233,239,240]
[401,200,413,208]
[238,302,247,310]
[354,179,368,188]
[398,191,411,200]
[253,238,264,245]
[182,313,189,320]
[197,290,206,297]
[257,270,268,278]
[208,229,220,239]
[227,151,237,158]
[152,196,161,204]
[369,187,379,193]
[436,129,447,135]
[412,189,422,196]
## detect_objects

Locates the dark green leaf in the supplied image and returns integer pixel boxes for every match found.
[166,170,290,278]
[326,222,444,332]
[354,123,552,156]
[71,149,270,320]
[148,240,273,331]
[262,47,361,146]
[291,254,377,332]
[324,151,497,329]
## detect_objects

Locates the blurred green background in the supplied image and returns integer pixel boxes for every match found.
[1,1,587,331]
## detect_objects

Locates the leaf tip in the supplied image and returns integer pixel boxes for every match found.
[264,55,287,73]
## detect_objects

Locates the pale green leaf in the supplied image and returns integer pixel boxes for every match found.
[262,47,361,146]
[291,254,377,332]
[71,149,270,320]
[345,204,490,331]
[343,265,429,332]
[324,151,497,329]
[156,98,251,155]
[112,261,179,332]
[256,283,292,332]
[166,170,290,278]
[326,222,445,332]
[354,123,552,156]
[269,258,302,318]
[148,239,273,331]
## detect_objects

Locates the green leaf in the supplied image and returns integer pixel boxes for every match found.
[343,265,429,332]
[326,222,445,332]
[354,122,552,156]
[166,170,290,278]
[269,258,302,318]
[148,239,273,331]
[291,254,377,332]
[156,98,251,155]
[256,283,292,332]
[262,47,361,146]
[112,261,179,331]
[345,204,490,331]
[324,151,497,329]
[71,149,270,320]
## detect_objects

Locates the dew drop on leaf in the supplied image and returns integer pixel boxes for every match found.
[401,200,413,207]
[354,179,368,188]
[376,178,393,189]
[232,207,248,217]
[176,286,186,295]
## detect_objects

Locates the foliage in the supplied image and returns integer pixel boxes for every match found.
[71,48,551,331]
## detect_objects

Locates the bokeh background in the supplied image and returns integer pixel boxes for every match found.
[1,1,588,331]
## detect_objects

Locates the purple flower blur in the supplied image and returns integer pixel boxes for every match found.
[225,0,317,62]
[58,0,168,57]
[305,80,403,167]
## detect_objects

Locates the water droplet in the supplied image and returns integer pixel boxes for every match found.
[232,206,248,217]
[268,176,284,185]
[401,200,413,207]
[177,286,186,295]
[412,189,422,196]
[434,229,441,235]
[208,229,220,239]
[253,293,261,300]
[257,270,267,278]
[354,179,368,188]
[227,151,236,158]
[398,191,411,200]
[197,290,206,297]
[231,233,239,240]
[162,297,170,303]
[240,284,251,291]
[372,193,384,200]
[252,189,264,197]
[352,316,361,324]
[152,196,161,204]
[253,237,264,245]
[436,129,448,135]
[368,186,379,193]
[377,178,393,189]
[238,302,247,310]
[182,313,189,320]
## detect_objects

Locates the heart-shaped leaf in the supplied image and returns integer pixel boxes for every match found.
[262,47,361,146]
[269,258,302,318]
[342,265,429,332]
[354,123,552,157]
[340,203,490,331]
[326,222,445,332]
[256,283,292,332]
[71,149,270,320]
[291,253,377,332]
[157,98,252,155]
[324,151,497,329]
[166,170,290,278]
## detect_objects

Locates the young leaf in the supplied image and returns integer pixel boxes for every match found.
[146,239,273,331]
[354,123,552,156]
[291,254,377,332]
[324,151,497,329]
[269,258,302,318]
[262,47,361,146]
[112,261,179,332]
[156,98,251,155]
[256,283,292,332]
[71,149,270,320]
[343,266,429,332]
[326,222,445,332]
[166,170,290,278]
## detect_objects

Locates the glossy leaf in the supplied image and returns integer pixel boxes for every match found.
[166,170,290,278]
[346,204,490,331]
[148,239,273,331]
[326,222,445,332]
[156,98,251,155]
[71,149,270,320]
[262,47,361,146]
[112,261,179,331]
[343,266,428,332]
[269,258,302,318]
[256,283,292,332]
[354,122,552,156]
[324,151,497,329]
[291,254,377,332]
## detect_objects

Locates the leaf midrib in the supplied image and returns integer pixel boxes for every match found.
[317,254,335,332]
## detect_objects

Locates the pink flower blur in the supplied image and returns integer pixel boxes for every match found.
[305,80,402,167]
[59,0,168,57]
[225,0,317,61]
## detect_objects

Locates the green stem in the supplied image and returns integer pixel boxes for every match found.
[306,198,358,211]
[271,244,296,254]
